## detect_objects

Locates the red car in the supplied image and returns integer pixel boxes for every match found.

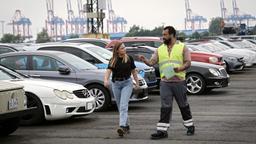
[191,51,225,66]
[107,37,225,66]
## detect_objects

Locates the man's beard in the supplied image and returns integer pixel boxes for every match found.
[163,38,171,45]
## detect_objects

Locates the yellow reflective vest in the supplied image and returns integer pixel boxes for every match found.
[158,42,186,80]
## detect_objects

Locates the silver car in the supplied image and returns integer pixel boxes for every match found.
[0,51,148,111]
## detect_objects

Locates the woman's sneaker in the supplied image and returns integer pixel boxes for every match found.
[117,126,130,137]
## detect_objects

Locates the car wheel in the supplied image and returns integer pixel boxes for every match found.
[21,93,45,125]
[0,118,20,136]
[186,73,206,95]
[87,84,110,112]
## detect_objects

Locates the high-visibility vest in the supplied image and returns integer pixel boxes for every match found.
[158,42,186,80]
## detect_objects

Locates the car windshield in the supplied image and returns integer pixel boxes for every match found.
[126,50,153,61]
[0,65,27,78]
[58,53,97,70]
[0,67,23,80]
[85,46,112,60]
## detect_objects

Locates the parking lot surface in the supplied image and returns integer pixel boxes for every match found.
[1,66,256,144]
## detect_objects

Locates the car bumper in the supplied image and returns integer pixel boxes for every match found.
[0,107,36,121]
[205,77,229,88]
[130,88,149,102]
[42,96,95,120]
[229,62,246,72]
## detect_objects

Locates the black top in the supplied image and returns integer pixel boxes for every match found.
[107,55,136,79]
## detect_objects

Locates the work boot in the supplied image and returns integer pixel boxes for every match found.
[150,131,168,140]
[186,126,195,136]
[117,126,129,137]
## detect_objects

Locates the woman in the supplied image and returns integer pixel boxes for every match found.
[104,41,139,137]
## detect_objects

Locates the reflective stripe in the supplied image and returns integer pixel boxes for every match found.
[157,127,168,131]
[184,122,194,127]
[157,123,170,127]
[159,60,182,67]
[184,119,193,123]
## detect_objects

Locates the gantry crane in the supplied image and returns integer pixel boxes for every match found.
[9,10,32,39]
[184,0,207,30]
[45,0,65,40]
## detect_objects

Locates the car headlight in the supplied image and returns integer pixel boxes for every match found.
[54,89,74,100]
[136,68,145,77]
[209,57,218,63]
[209,68,221,76]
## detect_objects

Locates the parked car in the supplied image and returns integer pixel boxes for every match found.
[125,46,230,95]
[106,37,162,48]
[187,44,245,72]
[195,41,256,67]
[0,65,95,125]
[25,43,158,90]
[0,81,32,136]
[63,38,111,48]
[0,43,25,54]
[0,51,148,111]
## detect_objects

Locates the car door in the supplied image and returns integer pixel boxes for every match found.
[29,55,77,83]
[0,55,30,76]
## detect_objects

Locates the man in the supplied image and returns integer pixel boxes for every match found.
[138,26,195,139]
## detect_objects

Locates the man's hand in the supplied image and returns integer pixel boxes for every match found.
[137,55,146,62]
[174,67,182,72]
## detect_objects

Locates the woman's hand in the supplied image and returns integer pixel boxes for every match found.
[104,80,110,88]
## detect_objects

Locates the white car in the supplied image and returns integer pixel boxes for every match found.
[0,65,95,125]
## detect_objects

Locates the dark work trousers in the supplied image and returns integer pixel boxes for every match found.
[156,80,194,132]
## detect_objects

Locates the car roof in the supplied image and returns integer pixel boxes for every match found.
[64,38,111,43]
[0,50,67,57]
[0,43,27,51]
[23,42,99,50]
[121,37,162,42]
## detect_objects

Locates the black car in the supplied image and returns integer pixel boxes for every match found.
[126,46,230,95]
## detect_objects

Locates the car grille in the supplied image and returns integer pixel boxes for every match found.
[219,68,228,76]
[73,89,91,98]
[139,79,146,86]
[144,71,157,82]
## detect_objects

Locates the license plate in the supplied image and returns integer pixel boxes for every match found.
[8,98,18,110]
[87,102,93,110]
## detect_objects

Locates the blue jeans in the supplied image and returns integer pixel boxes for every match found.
[111,78,133,127]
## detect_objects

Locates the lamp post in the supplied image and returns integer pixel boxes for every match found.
[0,20,4,37]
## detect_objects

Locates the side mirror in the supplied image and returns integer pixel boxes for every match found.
[58,66,71,75]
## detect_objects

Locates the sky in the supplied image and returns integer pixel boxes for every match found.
[0,0,256,38]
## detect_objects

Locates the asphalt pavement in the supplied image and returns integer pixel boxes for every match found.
[1,66,256,144]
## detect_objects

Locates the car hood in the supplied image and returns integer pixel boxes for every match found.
[217,49,250,58]
[8,78,85,91]
[191,51,222,57]
[191,61,223,69]
[134,61,151,69]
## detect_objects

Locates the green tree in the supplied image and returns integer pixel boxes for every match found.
[0,34,23,43]
[191,31,201,39]
[36,29,51,43]
[125,25,163,37]
[208,17,223,35]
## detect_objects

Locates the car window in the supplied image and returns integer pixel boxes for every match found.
[0,56,28,70]
[0,69,15,80]
[39,46,101,64]
[32,55,65,71]
[0,46,16,54]
[85,46,112,60]
[88,41,106,48]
